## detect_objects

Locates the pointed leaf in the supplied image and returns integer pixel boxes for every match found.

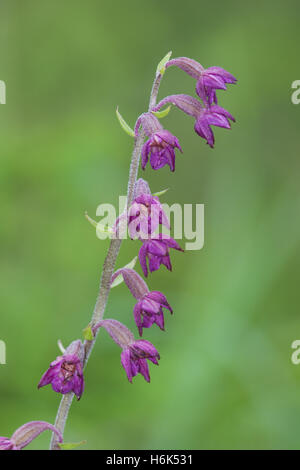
[111,256,137,288]
[83,325,94,341]
[85,211,97,228]
[85,212,113,236]
[96,223,113,237]
[57,339,66,354]
[58,440,87,450]
[116,107,135,137]
[153,188,169,197]
[156,51,172,76]
[152,105,171,119]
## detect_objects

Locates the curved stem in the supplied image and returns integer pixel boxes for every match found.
[149,73,163,111]
[50,69,163,450]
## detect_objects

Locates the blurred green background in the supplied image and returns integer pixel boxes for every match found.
[0,0,300,450]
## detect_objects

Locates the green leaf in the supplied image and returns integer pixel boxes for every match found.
[95,223,113,237]
[156,51,172,76]
[152,105,171,119]
[85,211,97,228]
[116,107,135,137]
[111,256,138,288]
[85,212,113,236]
[153,188,169,197]
[59,440,87,450]
[83,325,94,341]
[57,339,66,354]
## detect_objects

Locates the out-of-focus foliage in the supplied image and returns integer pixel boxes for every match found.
[0,0,300,450]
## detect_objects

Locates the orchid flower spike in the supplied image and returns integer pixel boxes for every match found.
[111,267,173,336]
[166,57,237,105]
[152,94,235,148]
[0,421,62,450]
[92,319,160,382]
[135,112,182,172]
[38,339,85,400]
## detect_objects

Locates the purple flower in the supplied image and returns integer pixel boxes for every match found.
[136,112,182,172]
[92,319,160,383]
[38,340,85,400]
[194,105,235,148]
[128,193,170,238]
[0,421,62,450]
[139,234,183,277]
[196,67,237,105]
[111,268,173,336]
[142,130,182,172]
[152,94,235,148]
[134,291,173,336]
[121,339,160,383]
[166,57,237,105]
[113,178,170,239]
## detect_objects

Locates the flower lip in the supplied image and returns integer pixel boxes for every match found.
[61,360,77,379]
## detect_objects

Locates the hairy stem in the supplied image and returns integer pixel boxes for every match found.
[50,70,163,450]
[149,73,163,111]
